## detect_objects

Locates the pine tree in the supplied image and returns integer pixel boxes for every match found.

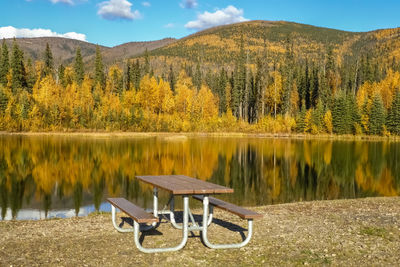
[168,64,175,92]
[346,94,360,133]
[74,47,84,85]
[296,100,307,132]
[125,60,131,90]
[144,49,150,75]
[43,43,54,77]
[325,46,337,95]
[369,93,386,135]
[312,100,324,129]
[217,68,227,114]
[94,45,105,88]
[11,39,26,91]
[231,66,240,117]
[0,40,9,86]
[332,92,359,134]
[193,63,202,90]
[332,91,346,134]
[232,35,246,119]
[0,86,8,114]
[387,91,400,135]
[134,59,141,90]
[25,57,36,90]
[58,64,66,87]
[282,37,294,115]
[310,67,319,108]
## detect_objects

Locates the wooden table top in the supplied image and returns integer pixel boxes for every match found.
[136,175,234,195]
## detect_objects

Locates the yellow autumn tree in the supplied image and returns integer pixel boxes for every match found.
[174,71,195,124]
[106,65,123,95]
[158,78,174,114]
[196,84,218,121]
[265,70,283,117]
[323,110,333,133]
[137,75,159,114]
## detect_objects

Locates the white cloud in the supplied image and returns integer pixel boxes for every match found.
[164,23,175,28]
[142,1,150,7]
[0,26,87,41]
[180,0,197,9]
[185,5,248,30]
[98,0,142,20]
[50,0,74,4]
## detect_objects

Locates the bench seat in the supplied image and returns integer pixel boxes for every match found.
[107,197,159,224]
[192,195,263,220]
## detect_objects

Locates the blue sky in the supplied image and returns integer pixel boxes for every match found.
[0,0,399,47]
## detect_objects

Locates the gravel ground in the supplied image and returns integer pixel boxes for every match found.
[1,197,399,266]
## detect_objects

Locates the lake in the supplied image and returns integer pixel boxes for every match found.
[1,134,399,220]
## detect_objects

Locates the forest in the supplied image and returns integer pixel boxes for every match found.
[0,32,400,135]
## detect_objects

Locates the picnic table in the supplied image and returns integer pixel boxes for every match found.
[108,175,262,253]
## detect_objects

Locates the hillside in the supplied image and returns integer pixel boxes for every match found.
[5,21,400,70]
[3,37,175,67]
[4,37,103,66]
[148,21,400,70]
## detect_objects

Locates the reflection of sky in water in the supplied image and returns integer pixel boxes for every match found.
[1,202,112,221]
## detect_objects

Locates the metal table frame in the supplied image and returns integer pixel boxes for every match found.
[111,186,254,253]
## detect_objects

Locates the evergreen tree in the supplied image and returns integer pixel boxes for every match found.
[217,68,227,114]
[347,94,360,132]
[282,38,294,115]
[58,64,66,87]
[0,86,8,114]
[94,45,105,88]
[387,91,400,135]
[74,47,84,85]
[332,91,358,134]
[325,46,337,96]
[43,43,54,77]
[310,67,319,107]
[10,39,26,91]
[312,100,324,129]
[144,49,150,75]
[231,66,241,117]
[25,57,36,90]
[168,64,176,92]
[0,40,9,86]
[254,56,266,120]
[296,100,307,132]
[369,93,386,135]
[125,60,131,90]
[363,54,374,83]
[193,63,202,90]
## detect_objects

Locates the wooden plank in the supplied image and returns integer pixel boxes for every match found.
[136,175,194,194]
[136,175,234,195]
[192,195,263,220]
[107,198,159,223]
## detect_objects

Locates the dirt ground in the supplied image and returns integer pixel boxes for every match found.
[1,197,400,266]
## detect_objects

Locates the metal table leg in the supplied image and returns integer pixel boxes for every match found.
[133,196,189,253]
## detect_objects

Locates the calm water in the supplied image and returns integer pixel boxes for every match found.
[1,135,399,220]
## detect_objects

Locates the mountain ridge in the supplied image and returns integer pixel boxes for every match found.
[3,20,400,69]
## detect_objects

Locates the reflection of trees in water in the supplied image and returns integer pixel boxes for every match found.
[0,136,399,220]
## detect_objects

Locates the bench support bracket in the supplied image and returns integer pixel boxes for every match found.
[201,196,254,249]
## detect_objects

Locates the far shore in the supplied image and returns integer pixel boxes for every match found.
[1,131,400,142]
[1,197,399,265]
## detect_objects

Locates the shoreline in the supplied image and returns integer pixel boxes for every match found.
[1,131,400,142]
[1,197,399,265]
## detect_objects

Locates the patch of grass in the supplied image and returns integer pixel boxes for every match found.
[88,211,109,217]
[359,226,389,239]
[298,249,332,265]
